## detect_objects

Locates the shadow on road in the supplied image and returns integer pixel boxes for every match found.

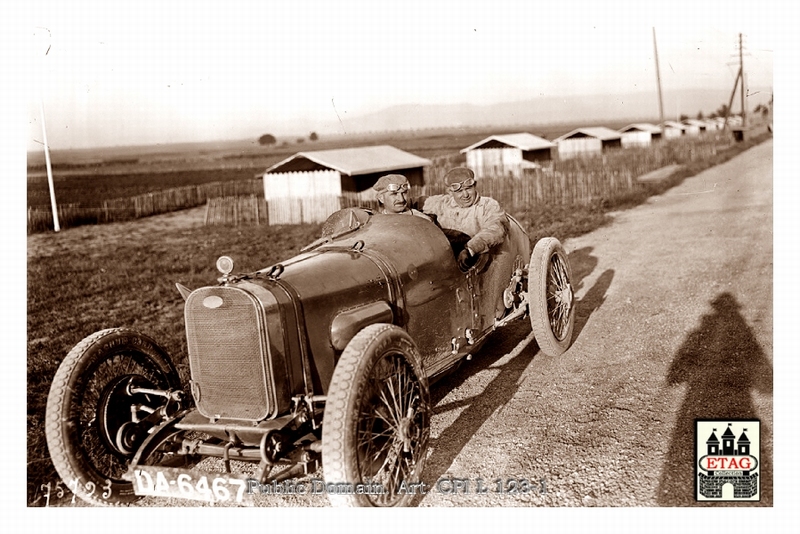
[568,246,614,340]
[657,292,772,505]
[569,247,598,291]
[414,321,535,505]
[413,246,615,506]
[574,269,614,340]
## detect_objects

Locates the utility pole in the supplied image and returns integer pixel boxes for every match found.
[40,100,60,232]
[723,67,741,131]
[723,68,741,130]
[739,33,747,127]
[653,28,665,127]
[35,27,60,232]
[723,33,748,133]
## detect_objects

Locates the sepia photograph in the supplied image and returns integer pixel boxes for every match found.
[11,0,796,528]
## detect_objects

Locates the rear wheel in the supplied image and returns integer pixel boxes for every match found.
[529,238,575,356]
[322,324,430,507]
[45,328,181,506]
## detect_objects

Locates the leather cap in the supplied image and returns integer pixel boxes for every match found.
[443,167,475,185]
[372,174,409,192]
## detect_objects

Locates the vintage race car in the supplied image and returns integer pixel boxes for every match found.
[45,207,575,507]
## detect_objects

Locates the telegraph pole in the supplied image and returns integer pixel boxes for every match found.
[653,28,665,127]
[40,100,60,232]
[739,33,746,127]
[723,33,748,132]
[723,67,742,131]
[35,27,60,232]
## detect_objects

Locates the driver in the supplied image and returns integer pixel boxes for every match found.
[422,167,508,270]
[373,174,430,220]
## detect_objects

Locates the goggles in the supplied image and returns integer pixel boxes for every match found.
[448,178,476,192]
[385,182,409,193]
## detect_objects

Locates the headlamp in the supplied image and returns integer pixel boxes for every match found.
[216,256,234,276]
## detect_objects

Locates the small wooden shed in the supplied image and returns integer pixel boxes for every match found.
[727,115,743,127]
[618,123,662,148]
[554,127,622,159]
[460,133,555,178]
[262,145,431,200]
[682,119,705,136]
[661,121,686,139]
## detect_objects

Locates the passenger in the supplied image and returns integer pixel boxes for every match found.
[423,167,508,270]
[373,174,431,220]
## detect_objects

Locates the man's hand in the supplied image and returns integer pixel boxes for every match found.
[457,249,476,270]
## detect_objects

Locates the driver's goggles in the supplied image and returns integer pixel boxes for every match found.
[386,183,409,193]
[448,178,476,192]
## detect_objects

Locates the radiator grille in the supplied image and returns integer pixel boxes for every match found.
[185,287,274,420]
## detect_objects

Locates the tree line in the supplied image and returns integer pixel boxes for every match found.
[258,132,319,146]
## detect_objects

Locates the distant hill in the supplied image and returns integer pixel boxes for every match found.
[330,88,773,134]
[27,87,772,157]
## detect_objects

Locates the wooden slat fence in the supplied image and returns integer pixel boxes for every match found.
[205,195,372,226]
[28,179,262,233]
[27,204,106,234]
[204,195,268,226]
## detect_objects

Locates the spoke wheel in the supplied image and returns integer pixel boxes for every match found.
[45,328,181,506]
[322,324,430,507]
[529,238,576,356]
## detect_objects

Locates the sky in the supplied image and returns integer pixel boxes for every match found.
[18,0,778,151]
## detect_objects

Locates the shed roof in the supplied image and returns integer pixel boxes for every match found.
[662,121,686,130]
[264,145,431,176]
[683,119,707,127]
[619,123,662,134]
[554,126,622,142]
[460,132,555,153]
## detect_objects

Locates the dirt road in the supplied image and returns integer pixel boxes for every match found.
[417,139,773,506]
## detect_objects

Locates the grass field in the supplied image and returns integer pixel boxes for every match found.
[25,129,771,506]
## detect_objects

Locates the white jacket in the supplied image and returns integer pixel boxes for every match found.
[422,194,508,255]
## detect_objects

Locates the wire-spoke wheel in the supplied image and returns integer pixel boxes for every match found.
[322,324,430,507]
[529,238,576,356]
[45,328,181,506]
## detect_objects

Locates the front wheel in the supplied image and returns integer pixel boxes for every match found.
[45,328,181,506]
[321,324,430,507]
[528,238,576,356]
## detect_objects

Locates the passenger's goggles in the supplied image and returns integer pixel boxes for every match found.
[448,178,476,192]
[385,183,409,193]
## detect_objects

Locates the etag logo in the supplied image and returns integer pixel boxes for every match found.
[695,420,760,501]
